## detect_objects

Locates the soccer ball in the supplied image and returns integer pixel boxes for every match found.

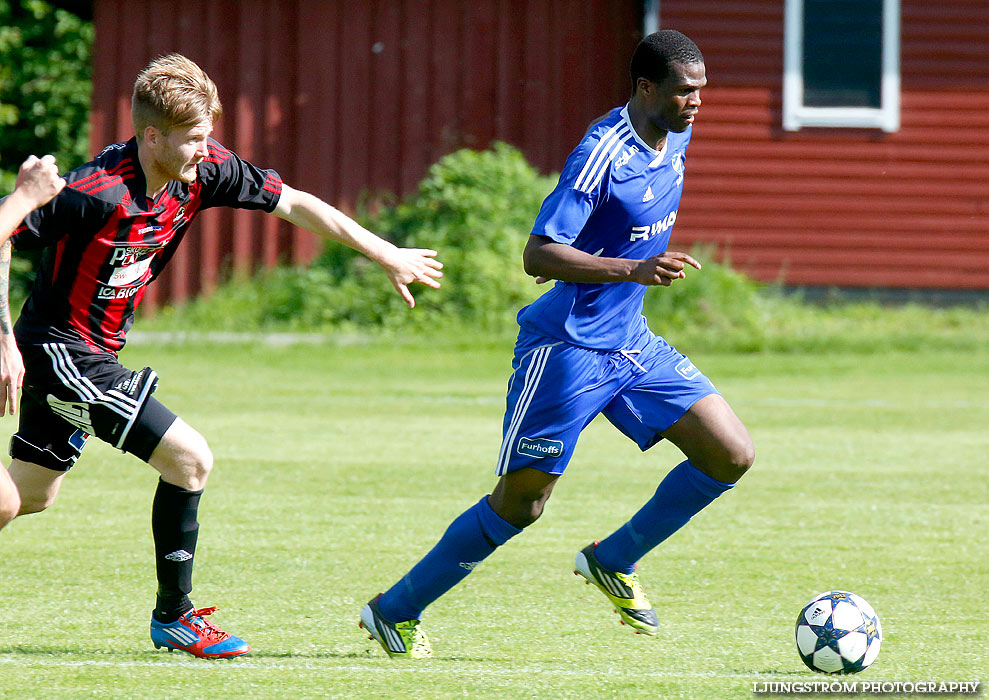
[795,590,882,674]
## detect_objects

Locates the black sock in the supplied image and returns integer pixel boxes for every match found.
[151,478,202,623]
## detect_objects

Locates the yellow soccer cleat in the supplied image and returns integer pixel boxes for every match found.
[574,542,659,636]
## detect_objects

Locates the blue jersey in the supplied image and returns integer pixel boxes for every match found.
[517,105,692,350]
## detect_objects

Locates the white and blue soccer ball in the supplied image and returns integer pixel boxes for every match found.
[795,590,882,674]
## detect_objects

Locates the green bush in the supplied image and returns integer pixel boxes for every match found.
[319,142,555,329]
[1,0,93,308]
[156,142,555,332]
[149,143,989,354]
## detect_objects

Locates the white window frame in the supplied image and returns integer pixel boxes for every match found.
[783,0,901,132]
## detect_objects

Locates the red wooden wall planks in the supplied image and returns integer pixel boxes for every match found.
[90,0,988,303]
[660,0,989,289]
[90,0,641,307]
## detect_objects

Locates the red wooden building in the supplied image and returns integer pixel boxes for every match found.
[85,0,988,306]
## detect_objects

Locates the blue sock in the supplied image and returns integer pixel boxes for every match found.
[377,496,522,622]
[594,460,735,575]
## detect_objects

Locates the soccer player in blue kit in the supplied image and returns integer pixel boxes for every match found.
[361,29,755,658]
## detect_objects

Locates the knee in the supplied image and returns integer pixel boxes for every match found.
[183,440,213,491]
[722,437,755,482]
[0,491,20,526]
[17,489,54,516]
[508,497,547,529]
[156,433,213,491]
[492,491,551,529]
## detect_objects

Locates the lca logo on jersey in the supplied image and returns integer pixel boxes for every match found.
[642,185,654,203]
[630,210,677,242]
[672,152,685,187]
[615,145,639,169]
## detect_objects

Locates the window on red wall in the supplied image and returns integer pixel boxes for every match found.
[783,0,900,132]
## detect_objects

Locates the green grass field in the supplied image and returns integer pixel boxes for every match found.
[0,336,985,699]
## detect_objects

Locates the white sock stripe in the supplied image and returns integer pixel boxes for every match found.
[574,121,626,191]
[497,345,552,475]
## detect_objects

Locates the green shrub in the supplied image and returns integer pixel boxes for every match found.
[148,144,989,354]
[318,142,555,329]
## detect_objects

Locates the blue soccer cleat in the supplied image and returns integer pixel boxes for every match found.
[150,606,250,659]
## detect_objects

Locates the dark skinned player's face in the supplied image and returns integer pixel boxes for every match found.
[638,61,707,134]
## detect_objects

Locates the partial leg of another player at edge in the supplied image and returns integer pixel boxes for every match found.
[360,393,754,658]
[9,411,250,660]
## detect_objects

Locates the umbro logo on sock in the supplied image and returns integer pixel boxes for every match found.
[165,550,193,562]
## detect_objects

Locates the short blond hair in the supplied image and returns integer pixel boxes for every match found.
[132,53,223,135]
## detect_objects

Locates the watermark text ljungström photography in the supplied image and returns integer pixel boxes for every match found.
[752,680,981,696]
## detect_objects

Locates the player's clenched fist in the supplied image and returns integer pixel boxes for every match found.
[15,155,66,210]
[633,251,702,286]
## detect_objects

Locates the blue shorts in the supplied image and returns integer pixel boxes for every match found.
[495,332,718,476]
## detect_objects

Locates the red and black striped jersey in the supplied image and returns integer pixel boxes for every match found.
[11,137,282,354]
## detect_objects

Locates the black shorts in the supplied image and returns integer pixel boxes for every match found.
[10,341,177,472]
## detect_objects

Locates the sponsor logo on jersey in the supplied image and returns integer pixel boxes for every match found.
[642,185,654,202]
[630,210,677,242]
[97,285,142,300]
[517,436,564,459]
[109,243,165,266]
[138,225,163,235]
[172,205,187,226]
[615,145,639,169]
[106,243,164,292]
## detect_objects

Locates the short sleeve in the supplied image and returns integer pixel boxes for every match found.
[529,142,604,245]
[196,139,283,212]
[9,188,106,251]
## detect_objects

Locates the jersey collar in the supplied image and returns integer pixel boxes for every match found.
[621,104,668,165]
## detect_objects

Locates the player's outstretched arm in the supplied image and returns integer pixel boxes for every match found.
[0,155,65,416]
[524,234,701,286]
[272,184,443,308]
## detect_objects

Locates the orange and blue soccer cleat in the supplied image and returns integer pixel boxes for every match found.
[150,606,250,659]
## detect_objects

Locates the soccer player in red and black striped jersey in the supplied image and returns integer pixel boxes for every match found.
[0,54,443,659]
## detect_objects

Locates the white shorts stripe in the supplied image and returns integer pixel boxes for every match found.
[43,344,98,402]
[42,343,140,425]
[111,369,157,450]
[496,345,552,476]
